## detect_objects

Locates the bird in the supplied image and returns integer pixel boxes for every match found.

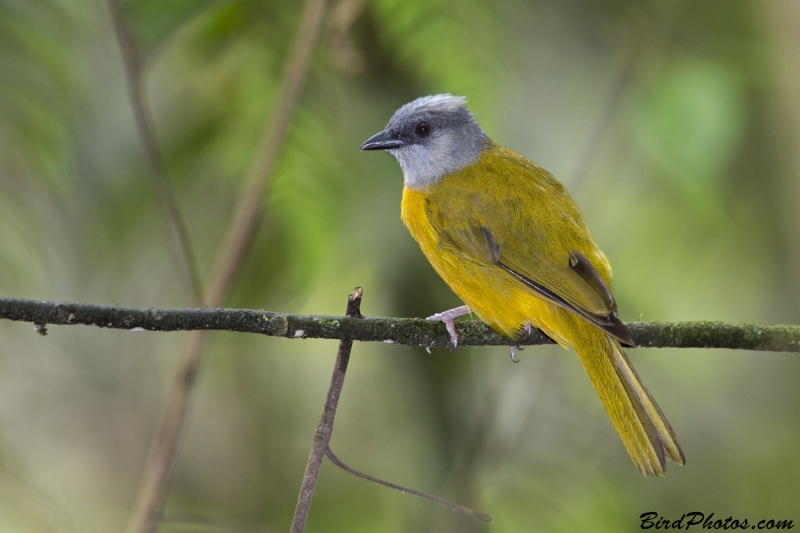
[360,94,685,476]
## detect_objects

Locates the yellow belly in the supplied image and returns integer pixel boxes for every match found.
[401,185,579,347]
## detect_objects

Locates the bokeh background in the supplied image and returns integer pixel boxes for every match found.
[1,0,799,531]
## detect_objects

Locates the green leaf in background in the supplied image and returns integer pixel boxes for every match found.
[0,0,78,189]
[369,0,506,122]
[635,58,747,188]
[120,0,218,54]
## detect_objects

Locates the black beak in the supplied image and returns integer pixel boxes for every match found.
[361,130,403,151]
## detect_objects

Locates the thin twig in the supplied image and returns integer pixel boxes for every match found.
[2,297,800,352]
[108,4,207,527]
[329,0,365,73]
[324,446,492,523]
[204,0,329,306]
[290,287,363,533]
[124,1,330,532]
[128,330,209,533]
[107,0,204,303]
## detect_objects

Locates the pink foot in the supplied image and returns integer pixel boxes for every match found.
[426,305,470,351]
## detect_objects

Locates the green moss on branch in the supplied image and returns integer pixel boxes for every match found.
[1,297,799,352]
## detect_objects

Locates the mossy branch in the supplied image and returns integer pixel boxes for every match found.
[2,297,799,352]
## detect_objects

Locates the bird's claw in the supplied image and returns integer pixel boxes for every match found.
[426,309,463,352]
[509,320,533,362]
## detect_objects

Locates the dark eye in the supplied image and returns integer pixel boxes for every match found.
[415,122,431,137]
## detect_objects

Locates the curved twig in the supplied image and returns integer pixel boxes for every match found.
[324,446,492,523]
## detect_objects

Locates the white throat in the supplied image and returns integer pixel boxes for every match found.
[389,132,485,189]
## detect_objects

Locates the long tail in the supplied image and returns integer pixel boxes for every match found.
[574,326,685,476]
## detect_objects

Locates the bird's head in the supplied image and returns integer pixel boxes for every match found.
[361,94,488,189]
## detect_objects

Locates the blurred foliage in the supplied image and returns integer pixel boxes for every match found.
[0,0,799,532]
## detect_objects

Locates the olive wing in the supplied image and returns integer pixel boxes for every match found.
[426,149,634,345]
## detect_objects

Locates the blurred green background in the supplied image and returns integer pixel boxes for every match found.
[1,0,799,531]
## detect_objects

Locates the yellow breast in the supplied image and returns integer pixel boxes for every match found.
[400,149,596,347]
